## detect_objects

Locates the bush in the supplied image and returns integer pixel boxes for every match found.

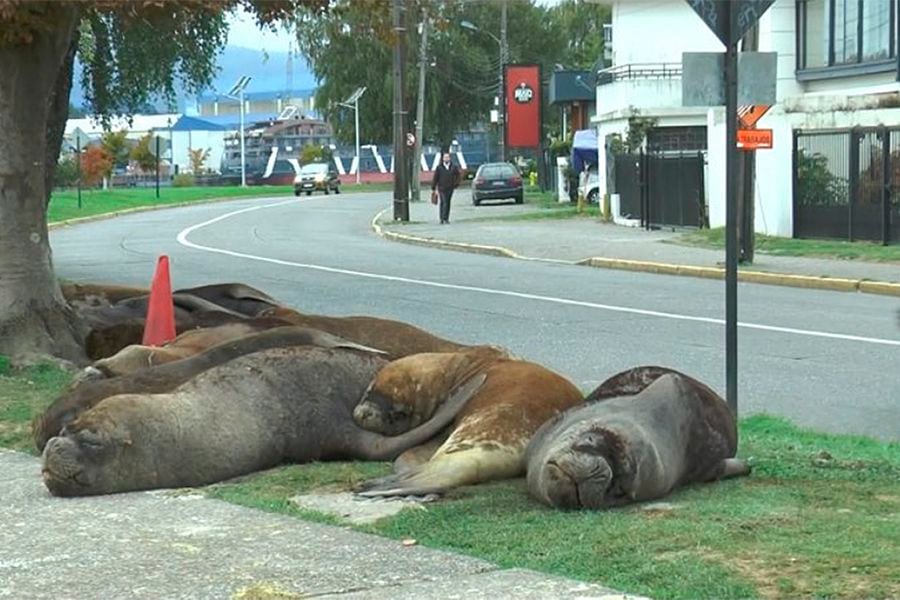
[0,355,10,376]
[172,173,196,187]
[796,150,849,207]
[54,154,79,188]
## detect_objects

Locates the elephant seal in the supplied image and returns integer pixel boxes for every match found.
[88,316,292,378]
[41,346,486,496]
[525,368,750,510]
[261,307,469,359]
[33,326,382,452]
[351,346,584,497]
[173,283,282,317]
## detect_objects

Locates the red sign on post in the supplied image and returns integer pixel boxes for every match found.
[737,128,773,150]
[504,64,542,149]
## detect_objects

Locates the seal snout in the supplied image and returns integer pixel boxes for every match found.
[41,436,90,496]
[352,402,385,432]
[541,450,613,509]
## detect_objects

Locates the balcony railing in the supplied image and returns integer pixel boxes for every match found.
[596,63,683,86]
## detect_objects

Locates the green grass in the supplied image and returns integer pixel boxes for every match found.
[4,362,898,598]
[461,188,601,223]
[48,182,396,224]
[674,227,900,263]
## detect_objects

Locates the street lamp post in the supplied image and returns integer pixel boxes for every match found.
[339,86,367,185]
[461,4,508,161]
[226,75,251,187]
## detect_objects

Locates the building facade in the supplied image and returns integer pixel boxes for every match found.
[594,0,900,240]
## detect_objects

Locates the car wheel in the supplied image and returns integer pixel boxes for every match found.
[324,188,330,195]
[515,193,524,204]
[294,190,301,197]
[334,185,340,194]
[472,196,480,206]
[305,191,312,196]
[587,189,599,205]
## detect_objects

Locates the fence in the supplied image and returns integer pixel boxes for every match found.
[793,128,899,244]
[613,150,706,229]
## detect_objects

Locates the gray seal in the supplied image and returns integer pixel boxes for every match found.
[526,367,749,510]
[33,326,382,452]
[42,346,485,496]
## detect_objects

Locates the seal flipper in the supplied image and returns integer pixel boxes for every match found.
[719,457,751,479]
[347,373,486,461]
[353,457,474,497]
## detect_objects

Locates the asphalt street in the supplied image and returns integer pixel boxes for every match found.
[51,192,900,440]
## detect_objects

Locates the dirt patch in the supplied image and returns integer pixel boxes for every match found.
[232,582,304,599]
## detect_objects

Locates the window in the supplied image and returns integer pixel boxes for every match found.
[797,0,897,72]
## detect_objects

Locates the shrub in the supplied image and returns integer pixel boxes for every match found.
[54,154,79,188]
[172,173,196,187]
[796,150,849,207]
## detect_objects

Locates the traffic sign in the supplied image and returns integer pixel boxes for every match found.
[685,0,775,47]
[738,105,770,129]
[736,128,772,150]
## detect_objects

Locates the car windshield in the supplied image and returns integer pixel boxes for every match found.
[479,164,517,178]
[300,163,328,174]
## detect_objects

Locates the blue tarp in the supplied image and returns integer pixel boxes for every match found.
[571,129,598,173]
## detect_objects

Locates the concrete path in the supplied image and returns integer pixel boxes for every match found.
[384,199,900,285]
[1,451,640,599]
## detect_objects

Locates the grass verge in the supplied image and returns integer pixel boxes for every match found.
[673,227,900,263]
[48,183,395,224]
[3,362,897,599]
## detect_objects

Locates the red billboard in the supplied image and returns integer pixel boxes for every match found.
[504,64,541,149]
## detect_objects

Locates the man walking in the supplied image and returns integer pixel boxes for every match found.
[431,151,460,224]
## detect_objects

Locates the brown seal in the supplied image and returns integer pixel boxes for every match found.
[351,346,584,497]
[261,307,469,359]
[525,367,750,510]
[60,282,149,310]
[33,326,381,452]
[41,346,486,496]
[88,316,293,378]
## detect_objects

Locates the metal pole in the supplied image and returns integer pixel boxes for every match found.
[155,136,160,199]
[724,2,739,416]
[239,87,246,187]
[76,132,82,209]
[392,0,409,221]
[413,12,429,202]
[498,0,507,162]
[354,99,361,185]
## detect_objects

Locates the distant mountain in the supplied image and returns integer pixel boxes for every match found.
[69,45,317,113]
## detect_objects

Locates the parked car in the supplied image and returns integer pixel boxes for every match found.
[471,162,524,205]
[583,168,600,204]
[294,162,340,196]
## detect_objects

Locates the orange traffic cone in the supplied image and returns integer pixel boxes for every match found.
[142,255,176,346]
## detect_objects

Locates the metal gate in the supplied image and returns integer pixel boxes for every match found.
[612,150,706,228]
[794,128,899,244]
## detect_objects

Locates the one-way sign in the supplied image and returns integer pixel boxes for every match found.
[686,0,775,46]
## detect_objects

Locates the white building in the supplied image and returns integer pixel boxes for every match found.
[594,0,900,241]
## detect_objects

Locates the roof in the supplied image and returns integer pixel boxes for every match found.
[64,113,182,136]
[171,115,227,132]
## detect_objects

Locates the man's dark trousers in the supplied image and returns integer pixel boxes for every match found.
[439,189,453,223]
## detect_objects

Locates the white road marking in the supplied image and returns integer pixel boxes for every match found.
[176,200,900,348]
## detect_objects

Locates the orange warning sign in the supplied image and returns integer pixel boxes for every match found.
[737,128,773,150]
[738,105,771,129]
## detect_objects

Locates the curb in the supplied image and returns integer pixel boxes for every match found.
[372,211,900,297]
[48,193,288,230]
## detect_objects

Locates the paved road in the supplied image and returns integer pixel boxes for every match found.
[51,192,900,440]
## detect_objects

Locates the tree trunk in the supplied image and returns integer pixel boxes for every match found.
[45,27,81,208]
[0,8,86,364]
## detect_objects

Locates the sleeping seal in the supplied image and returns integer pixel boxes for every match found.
[525,367,750,510]
[41,346,485,496]
[352,346,584,497]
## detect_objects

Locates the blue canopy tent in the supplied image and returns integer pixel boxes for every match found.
[571,129,599,173]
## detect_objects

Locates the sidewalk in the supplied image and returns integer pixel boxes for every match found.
[376,199,900,295]
[1,451,640,599]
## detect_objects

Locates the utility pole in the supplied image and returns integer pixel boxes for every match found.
[412,11,429,203]
[392,0,409,221]
[498,0,508,162]
[737,23,759,264]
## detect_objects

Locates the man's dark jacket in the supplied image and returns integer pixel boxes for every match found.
[432,162,460,192]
